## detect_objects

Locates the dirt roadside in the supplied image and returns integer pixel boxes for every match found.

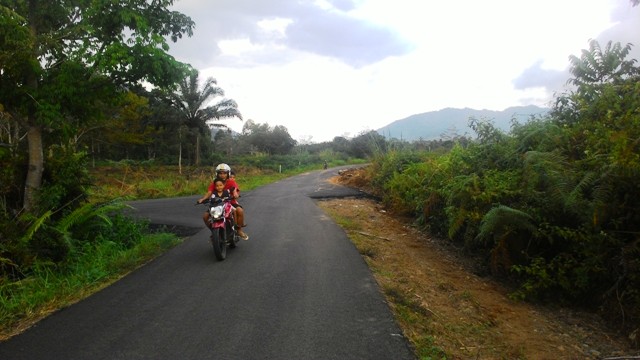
[317,167,636,360]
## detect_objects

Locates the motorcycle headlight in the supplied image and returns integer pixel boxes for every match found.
[210,205,224,219]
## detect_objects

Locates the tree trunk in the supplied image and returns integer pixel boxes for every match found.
[24,125,44,211]
[178,141,182,175]
[195,133,200,166]
[177,126,183,174]
[23,0,42,211]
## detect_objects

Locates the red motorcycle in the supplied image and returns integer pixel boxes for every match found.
[200,196,239,260]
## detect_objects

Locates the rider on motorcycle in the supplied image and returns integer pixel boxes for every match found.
[197,163,249,240]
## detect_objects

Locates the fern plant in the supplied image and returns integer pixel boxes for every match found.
[476,205,536,246]
[55,201,128,236]
[475,205,537,275]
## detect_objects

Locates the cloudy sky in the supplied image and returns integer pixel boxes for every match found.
[167,0,640,143]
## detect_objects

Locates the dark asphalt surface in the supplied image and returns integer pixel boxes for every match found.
[0,166,415,360]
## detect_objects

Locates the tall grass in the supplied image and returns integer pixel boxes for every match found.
[88,163,337,201]
[0,233,179,340]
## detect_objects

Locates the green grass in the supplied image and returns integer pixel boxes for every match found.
[88,163,329,202]
[414,334,448,360]
[0,232,179,340]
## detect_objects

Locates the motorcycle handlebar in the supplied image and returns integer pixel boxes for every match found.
[196,197,232,206]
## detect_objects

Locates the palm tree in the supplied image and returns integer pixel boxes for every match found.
[168,71,242,170]
[567,40,638,90]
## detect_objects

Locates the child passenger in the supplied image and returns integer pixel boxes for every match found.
[211,178,230,203]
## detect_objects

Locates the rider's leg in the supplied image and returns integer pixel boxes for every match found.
[235,206,245,227]
[202,212,210,227]
[235,207,249,240]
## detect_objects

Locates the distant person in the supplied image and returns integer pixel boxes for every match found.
[323,160,328,170]
[197,163,249,240]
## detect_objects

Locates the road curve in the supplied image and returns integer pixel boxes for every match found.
[0,166,415,360]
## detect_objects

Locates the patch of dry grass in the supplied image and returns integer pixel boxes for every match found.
[317,195,631,359]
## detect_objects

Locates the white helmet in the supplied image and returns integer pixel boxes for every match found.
[215,163,231,174]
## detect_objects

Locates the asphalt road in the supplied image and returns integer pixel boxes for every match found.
[0,166,415,360]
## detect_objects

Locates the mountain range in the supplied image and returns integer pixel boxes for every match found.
[377,105,549,141]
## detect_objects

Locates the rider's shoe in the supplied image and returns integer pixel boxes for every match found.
[238,229,249,240]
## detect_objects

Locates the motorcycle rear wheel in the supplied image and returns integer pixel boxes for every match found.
[211,227,227,261]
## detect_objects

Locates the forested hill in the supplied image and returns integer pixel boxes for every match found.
[377,105,549,141]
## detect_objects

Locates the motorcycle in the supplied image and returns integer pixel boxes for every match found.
[199,196,239,261]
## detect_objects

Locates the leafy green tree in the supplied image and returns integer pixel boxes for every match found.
[98,91,160,160]
[0,0,194,210]
[0,106,23,212]
[268,125,297,155]
[331,136,351,154]
[240,120,296,155]
[564,40,639,103]
[213,128,236,156]
[167,71,241,167]
[349,130,387,158]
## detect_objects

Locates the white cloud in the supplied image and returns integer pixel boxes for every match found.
[170,0,640,142]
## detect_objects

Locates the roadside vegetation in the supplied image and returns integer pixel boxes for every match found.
[362,40,640,349]
[1,0,638,354]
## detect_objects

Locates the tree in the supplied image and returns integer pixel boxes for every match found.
[167,71,241,168]
[331,136,351,154]
[553,40,640,158]
[517,40,640,329]
[0,0,194,210]
[240,120,296,155]
[241,120,270,154]
[349,130,388,158]
[98,91,158,160]
[213,128,236,156]
[567,40,638,93]
[269,125,297,155]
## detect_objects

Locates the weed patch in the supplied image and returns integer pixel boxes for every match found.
[317,195,632,359]
[0,233,180,340]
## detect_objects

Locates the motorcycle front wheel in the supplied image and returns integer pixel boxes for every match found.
[210,227,227,261]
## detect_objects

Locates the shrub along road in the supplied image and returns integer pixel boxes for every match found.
[0,166,414,360]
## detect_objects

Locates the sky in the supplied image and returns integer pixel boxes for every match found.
[167,0,640,143]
